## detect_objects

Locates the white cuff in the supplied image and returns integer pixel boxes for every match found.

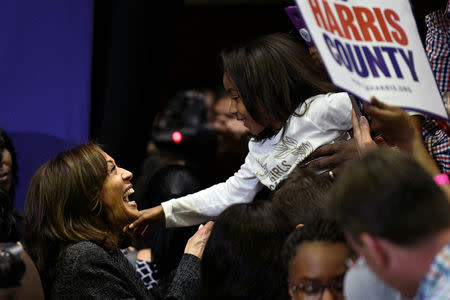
[161,200,174,227]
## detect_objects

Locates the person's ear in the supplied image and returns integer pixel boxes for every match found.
[359,233,389,269]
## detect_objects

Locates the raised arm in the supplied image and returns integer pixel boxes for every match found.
[353,97,450,197]
[125,154,262,232]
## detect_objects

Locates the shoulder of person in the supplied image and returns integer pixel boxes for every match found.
[60,241,111,268]
[296,92,352,122]
[296,92,351,114]
[53,241,148,299]
[64,240,105,256]
[311,92,351,106]
[298,92,353,131]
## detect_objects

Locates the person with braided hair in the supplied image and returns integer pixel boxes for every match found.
[282,219,353,300]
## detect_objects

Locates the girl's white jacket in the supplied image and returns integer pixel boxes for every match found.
[162,92,352,227]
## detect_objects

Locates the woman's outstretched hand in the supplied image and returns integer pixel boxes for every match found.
[184,221,214,259]
[123,205,165,236]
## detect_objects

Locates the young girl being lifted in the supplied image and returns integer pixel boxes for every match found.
[126,32,352,231]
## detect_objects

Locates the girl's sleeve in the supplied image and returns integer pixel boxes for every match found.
[161,153,263,227]
[312,92,353,131]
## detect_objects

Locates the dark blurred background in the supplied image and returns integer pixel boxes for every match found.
[90,0,294,180]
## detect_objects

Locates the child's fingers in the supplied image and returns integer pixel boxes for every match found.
[127,206,165,234]
[131,227,138,238]
[128,217,143,230]
[141,225,150,236]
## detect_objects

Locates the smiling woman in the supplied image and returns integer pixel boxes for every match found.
[101,151,139,229]
[24,143,209,299]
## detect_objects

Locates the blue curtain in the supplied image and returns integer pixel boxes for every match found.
[0,0,93,209]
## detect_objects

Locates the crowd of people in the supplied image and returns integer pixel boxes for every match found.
[1,1,449,299]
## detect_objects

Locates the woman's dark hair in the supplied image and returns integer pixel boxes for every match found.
[0,188,18,243]
[134,165,203,279]
[199,201,292,300]
[220,32,336,141]
[24,143,117,294]
[281,219,346,274]
[0,127,18,203]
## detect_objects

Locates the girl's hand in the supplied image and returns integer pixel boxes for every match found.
[123,205,165,236]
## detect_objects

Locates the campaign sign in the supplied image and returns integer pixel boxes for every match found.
[295,0,448,120]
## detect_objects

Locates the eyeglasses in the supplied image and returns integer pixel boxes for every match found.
[289,276,344,300]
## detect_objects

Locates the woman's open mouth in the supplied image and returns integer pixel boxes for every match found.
[123,187,137,208]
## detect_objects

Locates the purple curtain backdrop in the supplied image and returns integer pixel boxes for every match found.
[0,0,93,209]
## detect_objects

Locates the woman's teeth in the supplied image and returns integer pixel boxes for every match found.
[123,188,135,202]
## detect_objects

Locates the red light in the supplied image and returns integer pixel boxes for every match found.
[172,131,182,143]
